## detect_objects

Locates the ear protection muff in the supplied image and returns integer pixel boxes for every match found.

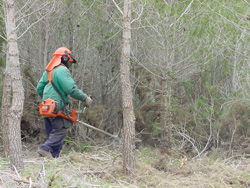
[61,50,76,67]
[61,55,69,64]
[61,50,71,65]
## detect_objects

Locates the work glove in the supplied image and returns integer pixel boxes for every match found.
[85,96,93,107]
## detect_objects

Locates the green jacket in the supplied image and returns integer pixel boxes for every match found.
[37,65,87,109]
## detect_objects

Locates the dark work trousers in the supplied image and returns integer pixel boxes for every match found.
[39,117,67,158]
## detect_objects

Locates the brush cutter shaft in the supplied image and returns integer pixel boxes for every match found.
[77,120,118,139]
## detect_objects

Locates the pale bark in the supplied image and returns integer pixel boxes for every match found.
[160,79,168,152]
[5,0,24,171]
[120,0,135,174]
[1,50,11,157]
[43,14,49,69]
[232,30,245,92]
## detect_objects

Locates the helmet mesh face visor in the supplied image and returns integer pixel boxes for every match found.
[69,54,76,63]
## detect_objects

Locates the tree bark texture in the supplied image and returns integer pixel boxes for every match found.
[160,79,168,153]
[5,0,24,171]
[1,71,11,157]
[120,0,135,174]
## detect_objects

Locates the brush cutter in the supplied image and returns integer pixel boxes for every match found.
[40,100,118,139]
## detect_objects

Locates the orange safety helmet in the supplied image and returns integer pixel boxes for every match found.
[45,47,76,71]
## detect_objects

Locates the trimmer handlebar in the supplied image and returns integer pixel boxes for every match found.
[77,106,86,114]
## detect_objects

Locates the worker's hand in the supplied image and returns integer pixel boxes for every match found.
[85,96,93,107]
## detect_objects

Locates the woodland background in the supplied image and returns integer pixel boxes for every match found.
[1,0,250,185]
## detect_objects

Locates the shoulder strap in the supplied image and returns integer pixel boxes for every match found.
[47,70,53,84]
[47,69,68,106]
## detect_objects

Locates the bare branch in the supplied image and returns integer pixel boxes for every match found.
[80,0,96,17]
[16,2,51,22]
[0,34,7,41]
[131,0,144,24]
[17,13,47,39]
[242,0,250,7]
[170,0,194,27]
[202,0,250,32]
[111,0,123,15]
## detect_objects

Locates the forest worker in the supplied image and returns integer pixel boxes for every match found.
[36,47,92,159]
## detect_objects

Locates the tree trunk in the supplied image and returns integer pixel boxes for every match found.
[120,0,135,174]
[160,79,168,153]
[5,0,24,171]
[1,50,11,157]
[167,86,172,150]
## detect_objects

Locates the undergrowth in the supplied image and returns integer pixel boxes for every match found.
[0,144,250,187]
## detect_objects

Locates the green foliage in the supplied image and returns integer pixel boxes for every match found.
[63,136,93,153]
[64,136,74,145]
[137,147,158,165]
[79,142,93,152]
[49,175,63,188]
[152,122,160,137]
[182,81,195,93]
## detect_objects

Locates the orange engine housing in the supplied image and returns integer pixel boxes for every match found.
[39,98,77,124]
[39,98,59,118]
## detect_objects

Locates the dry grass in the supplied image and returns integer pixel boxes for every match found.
[1,145,250,188]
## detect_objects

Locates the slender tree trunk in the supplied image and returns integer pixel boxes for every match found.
[167,86,172,150]
[1,50,11,157]
[232,30,245,92]
[120,0,135,174]
[5,0,24,171]
[99,1,112,107]
[160,79,168,153]
[43,15,49,69]
[160,78,172,153]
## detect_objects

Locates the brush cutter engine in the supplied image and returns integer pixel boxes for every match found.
[39,98,77,124]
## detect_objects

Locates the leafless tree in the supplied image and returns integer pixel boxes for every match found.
[120,0,135,174]
[3,0,24,171]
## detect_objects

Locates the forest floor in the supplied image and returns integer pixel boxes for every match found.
[0,141,250,188]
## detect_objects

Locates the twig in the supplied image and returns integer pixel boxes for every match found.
[175,129,199,155]
[24,160,36,163]
[36,162,46,183]
[13,165,21,179]
[111,0,123,15]
[48,170,60,187]
[112,154,122,165]
[29,177,32,188]
[42,162,45,176]
[223,154,250,163]
[242,0,250,7]
[80,0,96,17]
[0,34,7,41]
[131,1,144,24]
[170,0,194,27]
[17,13,47,39]
[82,171,105,175]
[193,116,213,159]
[13,178,29,184]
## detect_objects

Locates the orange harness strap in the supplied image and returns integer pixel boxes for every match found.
[47,63,66,84]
